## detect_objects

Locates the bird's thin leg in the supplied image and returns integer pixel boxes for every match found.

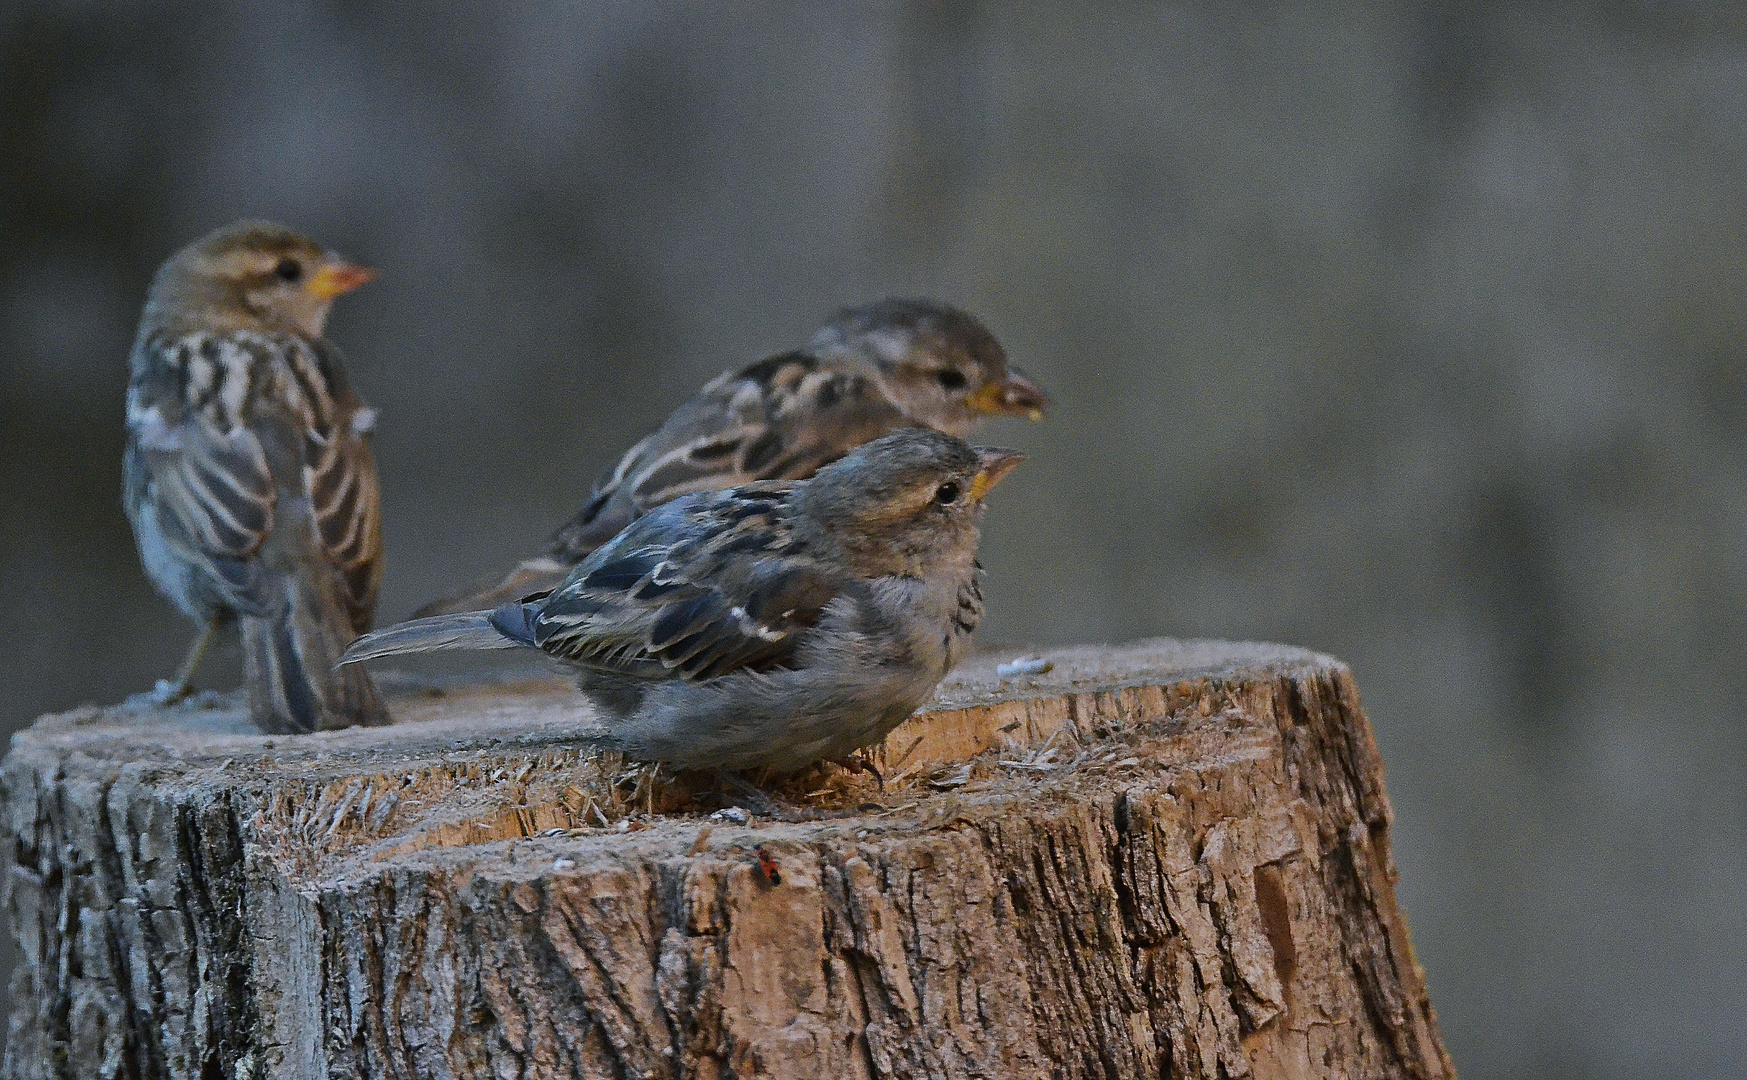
[631,762,660,816]
[154,618,219,704]
[612,762,667,819]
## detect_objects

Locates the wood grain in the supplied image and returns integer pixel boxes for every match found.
[1,639,1455,1079]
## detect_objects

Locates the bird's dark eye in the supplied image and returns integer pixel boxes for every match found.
[934,481,961,505]
[936,369,968,391]
[274,258,303,283]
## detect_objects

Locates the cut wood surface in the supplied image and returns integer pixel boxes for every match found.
[1,639,1455,1080]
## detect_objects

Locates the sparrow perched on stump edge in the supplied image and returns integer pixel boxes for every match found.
[123,221,388,733]
[413,298,1047,617]
[345,428,1022,773]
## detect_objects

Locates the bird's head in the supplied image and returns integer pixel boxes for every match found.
[145,221,374,340]
[796,427,1025,576]
[807,299,1050,437]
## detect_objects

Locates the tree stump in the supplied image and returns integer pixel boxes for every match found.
[0,639,1454,1080]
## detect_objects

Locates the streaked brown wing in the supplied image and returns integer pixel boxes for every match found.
[306,428,382,631]
[531,485,844,681]
[295,339,382,632]
[127,336,279,610]
[628,366,903,504]
[547,354,905,562]
[147,423,277,562]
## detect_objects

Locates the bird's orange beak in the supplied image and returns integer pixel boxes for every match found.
[306,261,376,300]
[968,447,1026,501]
[966,364,1050,421]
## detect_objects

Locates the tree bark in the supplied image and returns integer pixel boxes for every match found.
[1,639,1455,1080]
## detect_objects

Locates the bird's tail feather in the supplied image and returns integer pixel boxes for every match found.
[243,580,389,735]
[409,557,571,618]
[339,611,518,665]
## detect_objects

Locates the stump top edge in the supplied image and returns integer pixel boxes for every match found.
[9,637,1343,772]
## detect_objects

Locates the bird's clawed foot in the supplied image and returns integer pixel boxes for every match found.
[717,773,786,818]
[151,677,194,705]
[125,678,193,709]
[830,752,884,789]
[128,619,222,709]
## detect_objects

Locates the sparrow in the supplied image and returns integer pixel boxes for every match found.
[123,221,388,734]
[413,298,1047,616]
[343,428,1024,773]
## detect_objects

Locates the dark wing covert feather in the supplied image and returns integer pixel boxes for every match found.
[527,485,844,681]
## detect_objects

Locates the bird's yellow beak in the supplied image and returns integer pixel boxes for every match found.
[968,447,1026,501]
[306,261,376,300]
[966,364,1050,421]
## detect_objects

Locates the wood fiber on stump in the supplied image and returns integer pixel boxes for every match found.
[1,639,1455,1079]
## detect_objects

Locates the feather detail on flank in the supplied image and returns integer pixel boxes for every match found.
[338,611,516,665]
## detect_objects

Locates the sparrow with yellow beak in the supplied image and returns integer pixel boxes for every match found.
[123,221,387,733]
[414,298,1048,616]
[345,429,1023,773]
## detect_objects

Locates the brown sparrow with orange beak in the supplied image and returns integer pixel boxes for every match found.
[123,221,387,733]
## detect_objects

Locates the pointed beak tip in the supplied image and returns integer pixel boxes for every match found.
[969,447,1026,499]
[307,262,376,300]
[995,368,1050,419]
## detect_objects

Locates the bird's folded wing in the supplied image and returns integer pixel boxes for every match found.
[129,405,278,611]
[303,427,381,631]
[548,353,906,562]
[530,487,847,681]
[293,338,382,631]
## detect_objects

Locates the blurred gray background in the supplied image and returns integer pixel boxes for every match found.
[3,2,1744,1076]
